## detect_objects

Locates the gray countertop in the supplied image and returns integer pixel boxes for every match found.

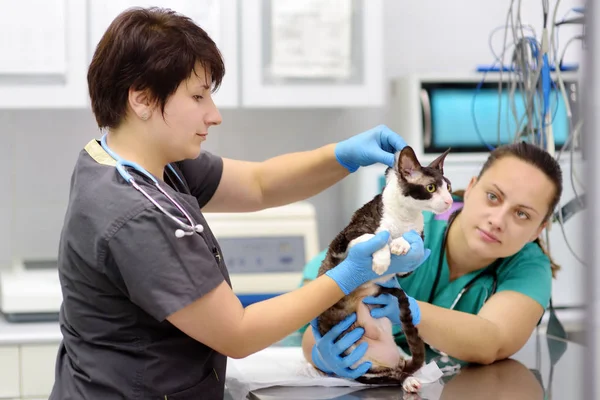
[0,316,584,399]
[244,331,585,400]
[0,315,61,345]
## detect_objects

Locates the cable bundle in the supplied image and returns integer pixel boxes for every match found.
[477,0,586,265]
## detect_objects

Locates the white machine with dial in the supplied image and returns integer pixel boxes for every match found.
[0,202,320,320]
[204,201,320,305]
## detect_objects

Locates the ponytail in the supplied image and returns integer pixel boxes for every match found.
[534,235,561,279]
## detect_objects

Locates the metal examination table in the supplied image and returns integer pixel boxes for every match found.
[233,330,584,399]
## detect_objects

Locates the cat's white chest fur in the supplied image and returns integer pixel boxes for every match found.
[377,174,425,238]
[378,209,424,239]
[348,178,426,276]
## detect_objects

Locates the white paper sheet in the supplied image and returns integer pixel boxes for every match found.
[269,0,353,79]
[225,347,444,400]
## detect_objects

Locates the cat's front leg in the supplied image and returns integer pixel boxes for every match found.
[347,234,391,275]
[390,236,411,256]
[372,245,391,275]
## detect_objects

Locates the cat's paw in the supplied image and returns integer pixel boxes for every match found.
[372,246,391,275]
[402,376,421,393]
[390,237,411,256]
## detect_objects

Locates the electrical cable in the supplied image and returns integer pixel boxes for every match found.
[547,0,585,266]
[484,0,586,266]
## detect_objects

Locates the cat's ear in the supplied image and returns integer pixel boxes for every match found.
[397,146,421,178]
[428,148,451,173]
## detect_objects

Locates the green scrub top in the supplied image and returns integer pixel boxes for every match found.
[299,198,552,360]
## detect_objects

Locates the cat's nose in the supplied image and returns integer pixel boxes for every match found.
[444,198,453,205]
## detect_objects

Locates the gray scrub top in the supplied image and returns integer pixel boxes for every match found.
[49,139,231,399]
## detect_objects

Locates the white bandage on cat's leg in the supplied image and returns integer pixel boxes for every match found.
[402,376,421,393]
[348,234,391,275]
[390,236,411,256]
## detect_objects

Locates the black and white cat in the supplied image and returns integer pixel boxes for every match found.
[315,146,453,393]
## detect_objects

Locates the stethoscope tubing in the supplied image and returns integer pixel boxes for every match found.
[99,133,203,238]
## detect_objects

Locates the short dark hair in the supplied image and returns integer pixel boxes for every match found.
[88,7,225,129]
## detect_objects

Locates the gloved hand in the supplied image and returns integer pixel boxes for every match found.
[325,230,430,295]
[310,313,371,379]
[362,277,422,326]
[390,231,431,275]
[334,124,407,173]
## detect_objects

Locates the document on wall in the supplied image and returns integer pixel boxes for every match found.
[269,0,353,80]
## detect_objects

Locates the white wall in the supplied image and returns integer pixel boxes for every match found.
[0,0,585,267]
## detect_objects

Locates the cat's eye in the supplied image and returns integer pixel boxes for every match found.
[426,184,436,193]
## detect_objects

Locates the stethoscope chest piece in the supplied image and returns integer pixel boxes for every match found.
[100,133,205,239]
[175,224,204,238]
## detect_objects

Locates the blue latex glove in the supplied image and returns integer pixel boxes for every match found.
[362,277,421,326]
[334,124,407,173]
[325,230,430,295]
[390,231,431,275]
[310,313,371,378]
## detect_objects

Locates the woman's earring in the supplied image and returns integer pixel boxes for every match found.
[141,112,149,121]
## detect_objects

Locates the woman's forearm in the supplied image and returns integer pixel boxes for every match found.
[300,300,503,367]
[416,301,503,364]
[256,143,349,208]
[237,276,343,357]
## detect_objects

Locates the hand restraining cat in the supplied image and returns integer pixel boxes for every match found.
[315,145,453,393]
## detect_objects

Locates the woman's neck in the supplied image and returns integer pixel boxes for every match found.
[105,129,167,181]
[445,213,496,281]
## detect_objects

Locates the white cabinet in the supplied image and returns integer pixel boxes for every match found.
[87,0,239,108]
[240,0,384,108]
[20,343,60,398]
[1,0,385,109]
[0,346,20,398]
[0,342,60,400]
[0,0,88,108]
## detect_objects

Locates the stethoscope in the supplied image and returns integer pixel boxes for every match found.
[392,209,502,366]
[100,133,204,239]
[424,208,565,372]
[428,209,502,308]
[426,209,503,365]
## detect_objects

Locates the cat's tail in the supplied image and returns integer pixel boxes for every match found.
[390,286,426,373]
[354,287,426,385]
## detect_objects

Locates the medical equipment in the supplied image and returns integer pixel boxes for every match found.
[100,134,204,239]
[388,73,580,158]
[0,259,62,322]
[203,202,320,306]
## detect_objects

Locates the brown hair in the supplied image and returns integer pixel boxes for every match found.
[88,7,225,129]
[460,142,563,278]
